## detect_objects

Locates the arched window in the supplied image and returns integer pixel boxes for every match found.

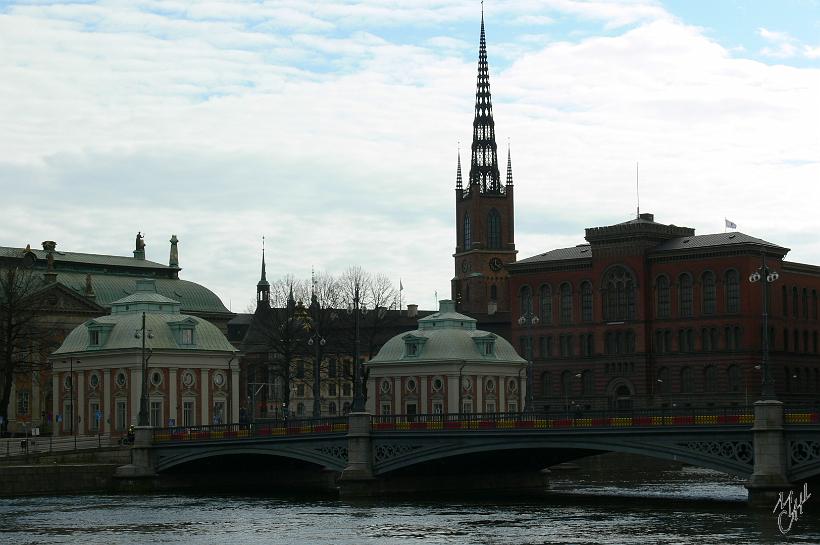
[602,266,636,321]
[725,270,740,313]
[782,286,788,317]
[581,370,594,396]
[487,208,501,249]
[704,366,717,393]
[520,285,533,315]
[463,213,471,250]
[793,287,799,318]
[581,281,593,322]
[560,283,573,323]
[679,274,693,317]
[803,288,809,319]
[680,367,693,393]
[656,275,670,318]
[702,271,716,314]
[728,365,741,393]
[328,402,337,415]
[539,285,552,324]
[657,367,670,394]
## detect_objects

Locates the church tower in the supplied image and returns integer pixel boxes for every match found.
[452,11,516,315]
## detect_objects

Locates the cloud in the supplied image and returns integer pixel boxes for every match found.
[1,1,819,311]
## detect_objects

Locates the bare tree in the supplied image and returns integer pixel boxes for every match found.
[0,265,45,433]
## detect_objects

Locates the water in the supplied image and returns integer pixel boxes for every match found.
[2,463,818,544]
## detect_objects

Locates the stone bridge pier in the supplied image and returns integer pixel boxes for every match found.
[745,400,791,505]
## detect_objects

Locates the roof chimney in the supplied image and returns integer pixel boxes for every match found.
[406,304,418,318]
[169,235,179,268]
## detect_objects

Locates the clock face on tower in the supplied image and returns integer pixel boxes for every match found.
[489,257,503,271]
[461,261,469,273]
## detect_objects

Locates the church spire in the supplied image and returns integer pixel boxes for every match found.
[256,237,270,308]
[455,147,463,189]
[505,141,513,187]
[469,6,501,194]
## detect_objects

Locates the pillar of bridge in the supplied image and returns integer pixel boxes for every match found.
[746,400,791,505]
[338,412,376,497]
[114,426,157,478]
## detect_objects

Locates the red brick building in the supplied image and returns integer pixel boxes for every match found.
[505,213,820,412]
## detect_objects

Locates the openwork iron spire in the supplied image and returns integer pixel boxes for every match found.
[456,147,463,189]
[506,142,513,186]
[469,8,501,194]
[258,237,269,287]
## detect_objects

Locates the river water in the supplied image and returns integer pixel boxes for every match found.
[1,460,818,544]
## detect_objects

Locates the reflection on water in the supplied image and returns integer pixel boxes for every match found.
[1,457,818,545]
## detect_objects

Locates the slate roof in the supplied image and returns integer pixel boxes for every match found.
[515,245,592,264]
[651,232,787,253]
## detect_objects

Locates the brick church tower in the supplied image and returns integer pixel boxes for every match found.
[452,11,517,315]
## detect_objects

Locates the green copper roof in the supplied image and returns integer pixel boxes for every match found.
[0,246,173,271]
[53,279,235,355]
[368,300,524,365]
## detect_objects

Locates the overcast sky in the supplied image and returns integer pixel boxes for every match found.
[2,0,819,313]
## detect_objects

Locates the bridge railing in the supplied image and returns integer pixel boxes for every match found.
[152,416,349,443]
[371,407,757,431]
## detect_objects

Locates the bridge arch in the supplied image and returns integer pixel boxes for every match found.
[155,442,348,473]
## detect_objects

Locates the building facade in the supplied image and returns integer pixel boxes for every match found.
[365,300,527,415]
[50,279,238,436]
[505,214,820,412]
[1,235,233,434]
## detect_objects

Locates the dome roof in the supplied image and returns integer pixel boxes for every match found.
[368,300,524,365]
[52,279,236,355]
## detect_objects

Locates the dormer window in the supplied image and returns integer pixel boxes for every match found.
[86,321,114,349]
[181,328,193,345]
[407,343,418,356]
[168,318,198,346]
[402,334,427,358]
[89,330,100,346]
[473,334,496,357]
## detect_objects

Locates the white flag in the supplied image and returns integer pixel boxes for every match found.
[725,218,737,230]
[399,279,403,291]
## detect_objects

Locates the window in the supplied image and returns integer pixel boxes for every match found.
[581,334,594,357]
[89,330,100,346]
[181,328,193,345]
[433,402,444,414]
[814,331,818,353]
[679,329,694,352]
[520,285,533,315]
[328,402,337,415]
[559,334,574,357]
[342,383,351,396]
[328,383,337,396]
[213,401,225,425]
[296,362,305,379]
[89,401,100,431]
[725,270,740,313]
[702,271,716,314]
[16,390,30,416]
[485,400,496,413]
[539,285,552,323]
[149,400,162,428]
[782,286,788,317]
[803,330,809,352]
[462,399,473,413]
[296,383,305,397]
[560,283,573,323]
[656,276,670,318]
[702,328,711,351]
[463,213,471,249]
[704,366,717,393]
[541,372,551,396]
[680,367,693,393]
[784,328,789,352]
[657,367,670,394]
[539,335,552,358]
[490,284,497,301]
[561,370,572,397]
[803,288,809,319]
[328,359,337,378]
[381,403,391,415]
[182,401,194,427]
[679,274,693,317]
[581,370,593,396]
[793,287,799,318]
[519,336,532,359]
[487,209,501,249]
[813,290,818,320]
[296,402,305,417]
[603,266,636,321]
[581,281,593,322]
[794,329,800,353]
[116,400,127,431]
[728,365,741,393]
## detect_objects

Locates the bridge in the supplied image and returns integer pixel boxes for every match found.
[118,401,820,501]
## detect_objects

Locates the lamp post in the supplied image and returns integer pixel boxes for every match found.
[61,357,80,448]
[748,253,779,399]
[517,308,539,413]
[307,296,326,418]
[348,283,368,412]
[134,312,153,426]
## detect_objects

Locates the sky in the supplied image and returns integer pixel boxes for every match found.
[1,0,819,313]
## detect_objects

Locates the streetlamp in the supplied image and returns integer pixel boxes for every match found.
[134,312,153,426]
[517,309,539,413]
[61,357,80,448]
[748,253,779,399]
[348,283,368,413]
[307,297,326,418]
